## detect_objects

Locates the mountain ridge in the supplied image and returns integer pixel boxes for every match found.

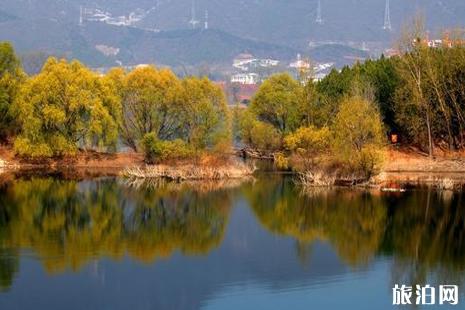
[1,0,462,68]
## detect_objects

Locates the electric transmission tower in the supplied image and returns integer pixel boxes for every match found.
[79,6,84,26]
[383,0,392,31]
[315,0,323,24]
[189,0,199,29]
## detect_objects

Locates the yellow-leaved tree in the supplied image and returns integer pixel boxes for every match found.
[0,41,24,141]
[332,96,385,178]
[116,66,183,151]
[14,58,121,158]
[111,65,231,162]
[179,77,231,151]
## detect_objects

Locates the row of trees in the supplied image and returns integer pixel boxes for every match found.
[3,20,465,165]
[107,66,230,153]
[0,42,230,160]
[238,20,465,177]
[238,73,385,177]
[316,19,465,157]
[394,22,465,155]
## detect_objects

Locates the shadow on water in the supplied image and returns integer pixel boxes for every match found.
[0,173,465,305]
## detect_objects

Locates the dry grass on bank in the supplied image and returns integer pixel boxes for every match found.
[384,147,465,172]
[122,160,255,181]
[290,152,373,188]
[298,171,335,187]
[294,146,465,189]
[297,170,371,188]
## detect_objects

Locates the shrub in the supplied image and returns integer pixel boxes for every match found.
[14,137,53,158]
[284,126,331,155]
[249,121,281,151]
[239,110,281,152]
[142,133,194,164]
[355,145,385,179]
[274,152,289,170]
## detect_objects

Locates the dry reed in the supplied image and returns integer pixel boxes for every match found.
[121,161,256,181]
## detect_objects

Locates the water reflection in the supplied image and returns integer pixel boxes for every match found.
[0,249,18,292]
[246,177,465,285]
[383,190,465,287]
[0,174,465,308]
[244,177,386,266]
[0,177,235,284]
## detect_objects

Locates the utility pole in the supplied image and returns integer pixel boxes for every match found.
[383,0,392,31]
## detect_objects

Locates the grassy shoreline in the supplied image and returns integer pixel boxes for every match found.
[2,146,465,188]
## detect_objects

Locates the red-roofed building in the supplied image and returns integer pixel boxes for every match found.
[214,81,259,106]
[237,84,258,104]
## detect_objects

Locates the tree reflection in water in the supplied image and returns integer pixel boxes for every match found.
[244,176,386,266]
[0,177,235,288]
[384,189,465,287]
[1,175,465,291]
[245,176,465,286]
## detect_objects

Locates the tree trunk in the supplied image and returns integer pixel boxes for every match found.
[426,109,433,158]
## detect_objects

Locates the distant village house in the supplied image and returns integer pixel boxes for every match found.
[231,73,260,85]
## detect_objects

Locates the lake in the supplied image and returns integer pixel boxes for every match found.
[0,174,464,309]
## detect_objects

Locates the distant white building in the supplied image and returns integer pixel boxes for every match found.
[231,73,260,85]
[135,64,150,69]
[233,53,255,70]
[95,44,120,56]
[313,73,327,82]
[289,54,311,70]
[315,62,334,72]
[427,39,444,48]
[233,53,279,71]
[259,59,280,67]
[82,8,146,27]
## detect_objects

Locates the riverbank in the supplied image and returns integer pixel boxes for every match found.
[374,148,465,190]
[384,148,465,173]
[0,145,255,180]
[3,145,465,186]
[287,147,465,189]
[0,146,145,172]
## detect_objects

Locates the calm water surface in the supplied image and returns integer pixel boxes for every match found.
[0,174,464,309]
